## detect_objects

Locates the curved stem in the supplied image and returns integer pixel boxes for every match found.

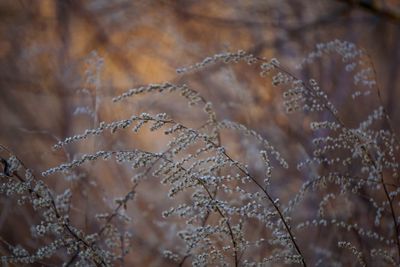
[178,127,307,266]
[257,58,400,263]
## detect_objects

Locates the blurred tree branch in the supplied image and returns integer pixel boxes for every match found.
[336,0,400,23]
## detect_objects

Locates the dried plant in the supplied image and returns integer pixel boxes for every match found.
[1,40,399,266]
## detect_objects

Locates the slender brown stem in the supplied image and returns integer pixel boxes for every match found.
[177,126,307,266]
[160,155,239,267]
[257,57,400,263]
[217,148,307,267]
[0,145,107,267]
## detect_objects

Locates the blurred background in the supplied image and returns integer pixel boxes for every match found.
[0,0,399,266]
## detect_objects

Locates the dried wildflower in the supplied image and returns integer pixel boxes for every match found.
[2,41,399,267]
